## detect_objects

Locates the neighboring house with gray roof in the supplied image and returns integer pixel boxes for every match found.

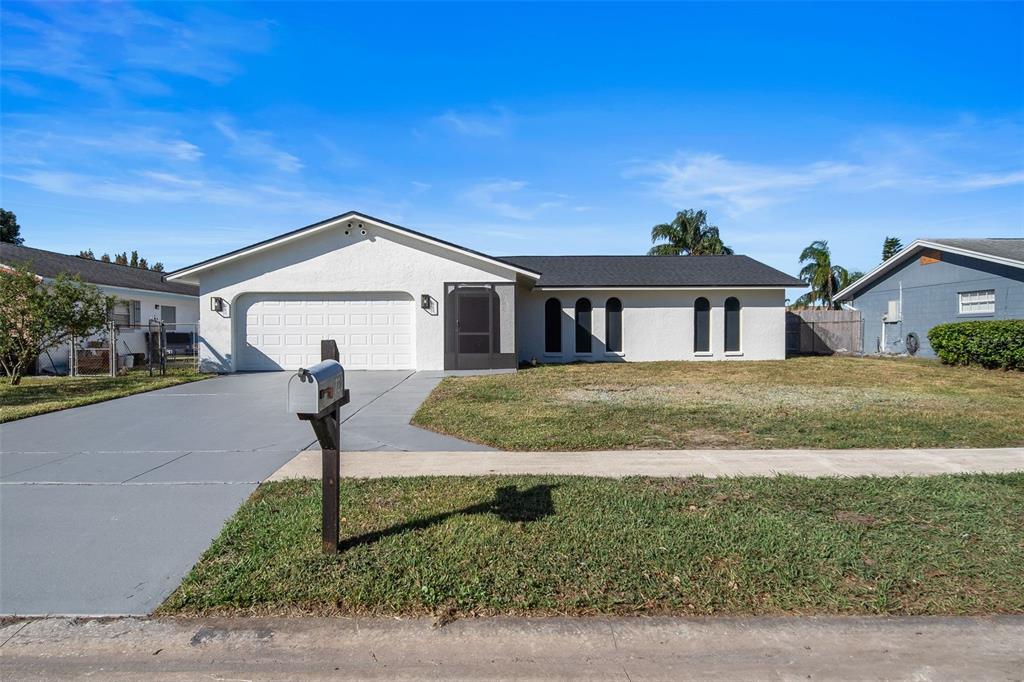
[834,238,1024,358]
[0,243,199,374]
[166,211,803,372]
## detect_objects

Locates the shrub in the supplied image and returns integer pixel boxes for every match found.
[928,320,1024,370]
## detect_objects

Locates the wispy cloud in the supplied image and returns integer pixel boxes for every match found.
[462,179,567,220]
[213,118,302,173]
[1,3,273,98]
[628,120,1024,215]
[627,153,855,215]
[434,107,513,137]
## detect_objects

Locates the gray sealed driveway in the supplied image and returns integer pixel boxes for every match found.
[0,371,483,616]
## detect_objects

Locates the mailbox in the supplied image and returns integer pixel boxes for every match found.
[288,359,346,417]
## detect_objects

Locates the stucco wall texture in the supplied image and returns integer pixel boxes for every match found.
[849,251,1024,357]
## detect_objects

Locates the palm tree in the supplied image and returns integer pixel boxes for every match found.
[648,209,734,256]
[796,240,850,309]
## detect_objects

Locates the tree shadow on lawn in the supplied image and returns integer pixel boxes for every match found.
[338,484,558,552]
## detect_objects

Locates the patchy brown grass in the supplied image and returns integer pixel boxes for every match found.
[412,357,1024,450]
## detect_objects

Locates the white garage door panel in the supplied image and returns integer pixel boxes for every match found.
[238,293,414,371]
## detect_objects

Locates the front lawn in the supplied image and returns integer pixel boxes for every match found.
[0,371,208,422]
[161,474,1024,617]
[412,357,1024,450]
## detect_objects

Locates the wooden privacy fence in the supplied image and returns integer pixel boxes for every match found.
[786,309,863,355]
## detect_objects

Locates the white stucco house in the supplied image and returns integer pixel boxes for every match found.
[165,211,804,373]
[0,243,200,374]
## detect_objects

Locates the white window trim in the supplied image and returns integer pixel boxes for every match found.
[957,289,995,315]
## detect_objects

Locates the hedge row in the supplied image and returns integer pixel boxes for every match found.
[928,320,1024,370]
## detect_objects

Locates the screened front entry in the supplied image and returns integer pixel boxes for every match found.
[444,283,517,370]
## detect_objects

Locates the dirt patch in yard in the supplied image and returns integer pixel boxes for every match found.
[559,383,935,411]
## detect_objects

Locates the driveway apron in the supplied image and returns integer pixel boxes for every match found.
[0,370,477,616]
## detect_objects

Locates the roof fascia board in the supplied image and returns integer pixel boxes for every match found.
[88,283,199,300]
[835,239,1024,301]
[166,212,540,281]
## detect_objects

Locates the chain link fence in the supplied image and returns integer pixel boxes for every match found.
[69,321,199,376]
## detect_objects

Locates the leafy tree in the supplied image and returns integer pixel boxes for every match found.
[129,250,139,268]
[0,264,114,385]
[648,209,734,256]
[1,209,24,245]
[79,249,95,259]
[882,236,903,261]
[100,253,111,263]
[151,262,165,272]
[795,240,850,309]
[114,252,128,266]
[138,257,149,269]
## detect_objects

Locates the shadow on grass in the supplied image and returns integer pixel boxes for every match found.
[338,484,558,551]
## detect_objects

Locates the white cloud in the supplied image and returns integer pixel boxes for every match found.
[1,4,273,98]
[628,120,1024,215]
[462,179,568,220]
[627,153,856,215]
[214,118,302,173]
[434,107,513,137]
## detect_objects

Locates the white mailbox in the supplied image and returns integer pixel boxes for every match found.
[288,359,346,417]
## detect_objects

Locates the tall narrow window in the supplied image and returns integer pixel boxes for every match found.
[724,297,741,352]
[575,298,592,353]
[544,298,562,353]
[694,297,710,353]
[605,297,622,353]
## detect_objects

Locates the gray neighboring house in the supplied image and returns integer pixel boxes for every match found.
[834,238,1024,358]
[0,243,200,374]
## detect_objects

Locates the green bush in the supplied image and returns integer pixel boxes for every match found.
[928,320,1024,370]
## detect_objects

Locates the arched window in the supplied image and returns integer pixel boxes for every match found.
[694,297,710,353]
[724,297,741,352]
[605,297,623,353]
[575,298,592,353]
[544,298,562,354]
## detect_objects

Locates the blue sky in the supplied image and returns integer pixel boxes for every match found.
[2,1,1022,278]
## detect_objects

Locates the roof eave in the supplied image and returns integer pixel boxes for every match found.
[166,211,541,282]
[835,239,1024,301]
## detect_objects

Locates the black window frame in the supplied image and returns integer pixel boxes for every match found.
[605,297,623,353]
[544,297,562,354]
[724,296,741,353]
[574,298,592,354]
[694,297,711,353]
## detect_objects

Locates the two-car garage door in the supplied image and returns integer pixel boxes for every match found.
[237,292,414,371]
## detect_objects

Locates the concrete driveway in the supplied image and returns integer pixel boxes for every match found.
[0,370,483,616]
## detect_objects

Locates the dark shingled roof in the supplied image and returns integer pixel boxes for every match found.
[928,238,1024,263]
[498,255,805,288]
[0,243,199,296]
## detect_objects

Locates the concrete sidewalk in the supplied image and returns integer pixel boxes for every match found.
[268,447,1024,480]
[1,615,1021,680]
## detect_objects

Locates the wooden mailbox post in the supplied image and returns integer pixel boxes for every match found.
[291,339,350,553]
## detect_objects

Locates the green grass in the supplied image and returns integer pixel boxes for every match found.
[0,371,208,422]
[412,357,1024,450]
[161,474,1024,617]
